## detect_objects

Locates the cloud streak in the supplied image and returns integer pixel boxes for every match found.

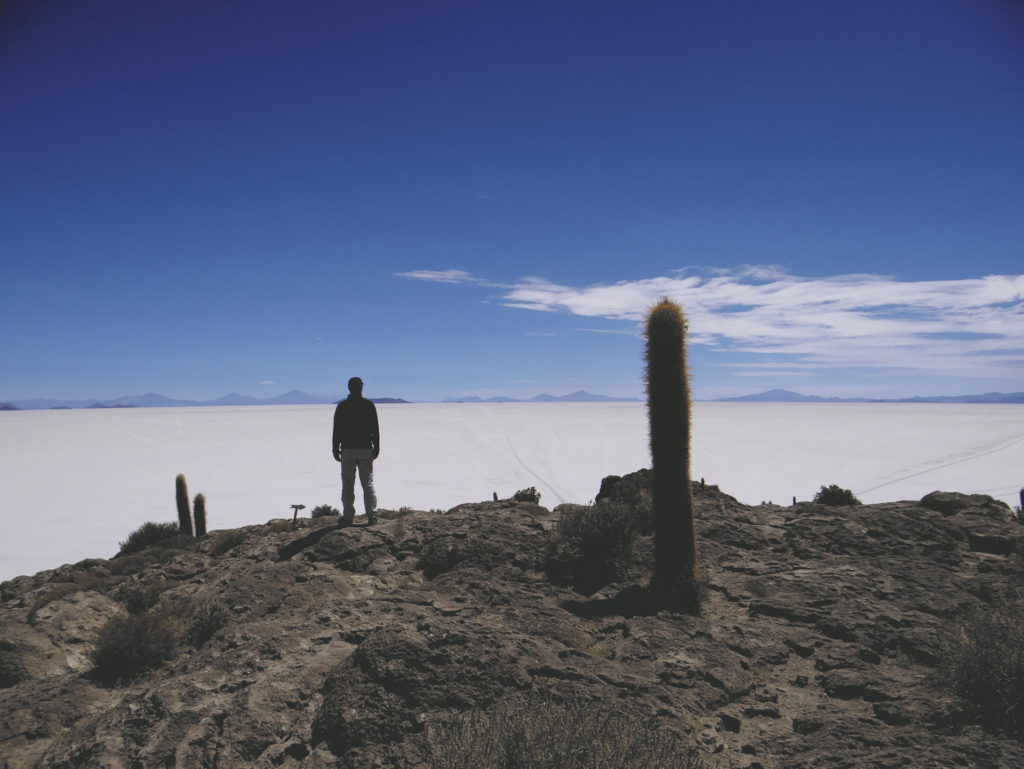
[401,267,1024,379]
[394,269,499,286]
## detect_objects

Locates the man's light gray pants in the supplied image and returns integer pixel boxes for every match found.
[340,448,376,522]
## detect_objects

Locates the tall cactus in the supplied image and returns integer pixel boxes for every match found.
[175,473,194,537]
[644,299,699,590]
[193,493,207,537]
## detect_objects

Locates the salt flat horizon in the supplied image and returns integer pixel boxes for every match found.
[2,402,1022,583]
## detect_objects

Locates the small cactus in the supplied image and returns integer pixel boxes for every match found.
[644,299,699,593]
[175,474,193,537]
[193,494,207,537]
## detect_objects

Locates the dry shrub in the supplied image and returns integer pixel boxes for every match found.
[209,530,247,555]
[813,484,862,506]
[513,486,541,504]
[426,693,708,769]
[187,598,231,647]
[91,597,193,684]
[117,521,183,555]
[947,601,1024,738]
[91,595,229,684]
[311,504,340,518]
[546,501,637,594]
[115,579,169,614]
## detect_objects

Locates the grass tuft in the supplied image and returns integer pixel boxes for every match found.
[947,600,1024,738]
[426,693,708,769]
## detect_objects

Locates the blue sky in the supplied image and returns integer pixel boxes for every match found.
[2,1,1022,402]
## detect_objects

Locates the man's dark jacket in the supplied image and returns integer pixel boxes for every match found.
[332,395,380,460]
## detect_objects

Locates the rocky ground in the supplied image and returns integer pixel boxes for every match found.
[1,475,1023,768]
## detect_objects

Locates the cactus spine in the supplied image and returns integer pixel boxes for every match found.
[193,493,207,537]
[644,299,699,590]
[175,474,194,536]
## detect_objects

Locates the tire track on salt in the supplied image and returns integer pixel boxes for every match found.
[856,433,1024,496]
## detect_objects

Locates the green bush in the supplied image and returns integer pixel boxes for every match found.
[513,487,541,504]
[311,504,340,518]
[117,521,182,555]
[947,603,1024,737]
[426,693,708,769]
[813,484,862,506]
[546,501,637,594]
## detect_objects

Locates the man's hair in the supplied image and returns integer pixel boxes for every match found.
[348,377,364,395]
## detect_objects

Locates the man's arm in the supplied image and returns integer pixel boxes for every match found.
[370,402,380,459]
[331,402,344,461]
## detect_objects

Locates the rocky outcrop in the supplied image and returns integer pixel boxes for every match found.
[1,484,1023,768]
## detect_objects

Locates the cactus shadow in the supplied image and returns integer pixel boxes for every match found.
[561,583,703,618]
[275,525,339,561]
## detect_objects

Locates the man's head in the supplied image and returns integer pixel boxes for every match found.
[348,377,364,396]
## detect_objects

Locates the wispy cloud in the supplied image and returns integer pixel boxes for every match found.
[576,327,639,336]
[403,266,1024,379]
[396,269,496,286]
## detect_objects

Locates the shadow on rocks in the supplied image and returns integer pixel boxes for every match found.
[562,579,706,619]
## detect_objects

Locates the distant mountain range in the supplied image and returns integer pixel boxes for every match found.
[714,388,1024,404]
[443,390,641,404]
[2,391,409,410]
[4,388,1023,411]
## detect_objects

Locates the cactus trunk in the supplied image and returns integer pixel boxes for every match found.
[644,299,699,589]
[175,474,194,537]
[193,493,207,537]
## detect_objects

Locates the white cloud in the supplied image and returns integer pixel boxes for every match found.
[406,266,1024,379]
[261,380,275,385]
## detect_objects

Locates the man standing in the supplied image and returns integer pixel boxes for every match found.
[332,377,379,525]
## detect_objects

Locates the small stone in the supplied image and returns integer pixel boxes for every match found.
[719,713,741,733]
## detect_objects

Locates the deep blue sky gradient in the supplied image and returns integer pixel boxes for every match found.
[2,1,1023,401]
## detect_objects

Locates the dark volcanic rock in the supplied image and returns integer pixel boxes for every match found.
[2,486,1023,768]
